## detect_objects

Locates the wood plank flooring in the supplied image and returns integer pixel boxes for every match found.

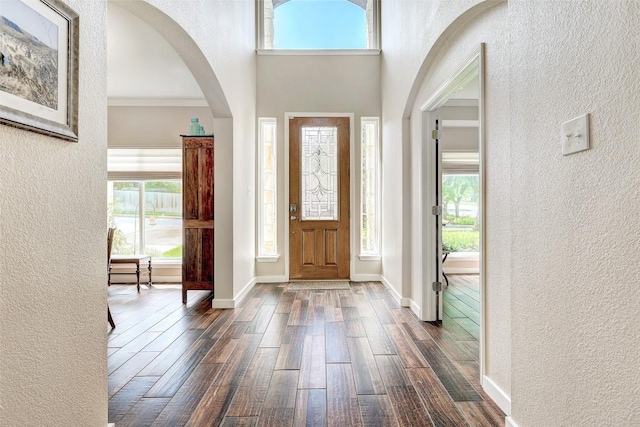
[108,280,502,426]
[443,275,480,342]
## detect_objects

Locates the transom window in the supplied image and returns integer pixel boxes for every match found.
[258,0,380,50]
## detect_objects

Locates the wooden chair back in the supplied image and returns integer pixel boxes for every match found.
[107,227,115,263]
[107,227,116,328]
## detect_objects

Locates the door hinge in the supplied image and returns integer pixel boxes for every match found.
[431,130,440,140]
[431,206,442,216]
[432,281,443,292]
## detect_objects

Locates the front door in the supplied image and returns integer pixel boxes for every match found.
[289,117,350,280]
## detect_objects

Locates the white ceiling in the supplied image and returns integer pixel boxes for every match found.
[107,3,204,102]
[448,74,479,101]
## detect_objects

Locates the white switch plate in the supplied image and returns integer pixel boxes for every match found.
[562,113,590,156]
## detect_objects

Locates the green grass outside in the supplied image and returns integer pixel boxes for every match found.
[442,230,479,252]
[162,246,183,258]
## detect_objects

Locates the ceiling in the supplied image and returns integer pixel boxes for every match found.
[448,74,479,101]
[107,3,204,103]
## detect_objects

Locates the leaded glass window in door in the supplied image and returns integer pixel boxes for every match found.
[300,126,339,220]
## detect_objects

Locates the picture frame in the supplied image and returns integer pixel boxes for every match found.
[0,0,79,141]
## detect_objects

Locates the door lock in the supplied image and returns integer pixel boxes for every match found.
[290,203,297,213]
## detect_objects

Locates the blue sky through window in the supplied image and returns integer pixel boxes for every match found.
[273,0,367,49]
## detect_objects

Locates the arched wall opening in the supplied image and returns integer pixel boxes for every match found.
[396,0,511,418]
[106,0,236,300]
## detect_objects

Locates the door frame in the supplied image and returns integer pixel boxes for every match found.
[419,44,486,378]
[283,112,355,281]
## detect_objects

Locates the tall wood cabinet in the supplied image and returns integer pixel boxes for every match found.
[181,135,214,303]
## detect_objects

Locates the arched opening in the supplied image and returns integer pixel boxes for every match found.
[105,1,232,422]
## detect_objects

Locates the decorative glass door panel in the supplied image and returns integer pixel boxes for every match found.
[301,126,339,221]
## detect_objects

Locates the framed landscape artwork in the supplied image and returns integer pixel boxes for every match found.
[0,0,79,141]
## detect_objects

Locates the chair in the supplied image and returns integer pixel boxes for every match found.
[107,227,116,328]
[442,250,450,287]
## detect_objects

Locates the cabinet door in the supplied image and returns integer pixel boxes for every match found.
[182,137,214,303]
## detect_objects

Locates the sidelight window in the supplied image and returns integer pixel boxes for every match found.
[360,117,380,257]
[258,118,278,259]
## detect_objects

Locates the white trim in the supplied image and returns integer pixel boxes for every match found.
[351,274,382,282]
[211,277,258,309]
[108,424,115,427]
[409,299,421,318]
[360,117,381,258]
[255,276,288,283]
[420,48,481,111]
[358,254,381,261]
[257,49,381,56]
[482,375,512,416]
[505,417,519,427]
[211,299,234,309]
[235,277,258,307]
[441,119,478,128]
[257,117,278,258]
[380,275,403,306]
[107,98,208,107]
[419,45,487,383]
[443,267,479,274]
[284,112,355,282]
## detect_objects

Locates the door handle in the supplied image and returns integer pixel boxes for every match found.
[290,215,298,221]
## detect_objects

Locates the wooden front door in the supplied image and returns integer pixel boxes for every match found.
[289,117,350,279]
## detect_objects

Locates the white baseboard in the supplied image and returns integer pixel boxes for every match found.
[505,417,519,427]
[380,275,403,306]
[482,375,511,416]
[255,276,287,283]
[212,277,259,309]
[351,274,382,282]
[108,424,115,427]
[409,299,421,317]
[443,267,479,274]
[234,277,258,307]
[211,299,234,309]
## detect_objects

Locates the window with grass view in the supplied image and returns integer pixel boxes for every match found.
[108,181,182,258]
[442,174,479,253]
[260,0,379,49]
[360,117,380,256]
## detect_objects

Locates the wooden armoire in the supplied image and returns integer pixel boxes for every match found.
[181,135,214,303]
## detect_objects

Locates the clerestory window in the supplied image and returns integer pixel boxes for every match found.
[258,0,380,50]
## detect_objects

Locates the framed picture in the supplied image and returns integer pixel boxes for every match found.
[0,0,79,141]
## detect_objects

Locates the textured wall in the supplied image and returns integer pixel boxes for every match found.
[380,0,499,300]
[406,2,510,395]
[256,54,382,279]
[381,0,510,400]
[510,1,640,425]
[0,1,108,425]
[119,0,257,300]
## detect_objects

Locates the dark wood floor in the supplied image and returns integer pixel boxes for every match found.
[108,280,503,426]
[443,275,480,342]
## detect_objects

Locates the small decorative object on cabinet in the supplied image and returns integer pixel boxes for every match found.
[181,135,214,303]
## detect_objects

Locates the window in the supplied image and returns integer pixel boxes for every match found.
[360,117,380,257]
[258,0,380,50]
[258,118,278,259]
[107,149,183,259]
[108,181,182,258]
[441,173,479,254]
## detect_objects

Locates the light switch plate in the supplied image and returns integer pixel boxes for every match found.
[562,113,590,156]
